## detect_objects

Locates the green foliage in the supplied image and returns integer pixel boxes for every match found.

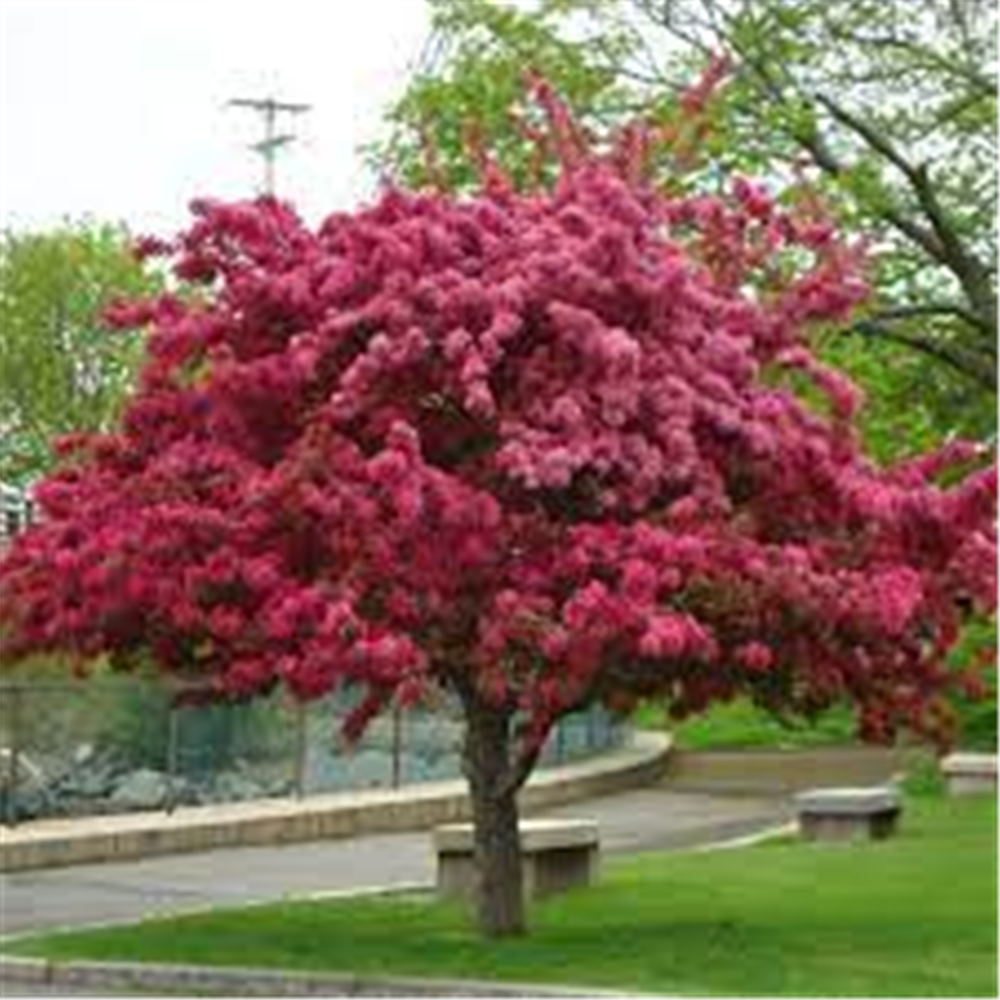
[98,678,290,775]
[816,334,985,463]
[637,698,856,750]
[0,657,293,779]
[96,680,170,769]
[375,0,634,193]
[0,221,162,486]
[901,756,947,798]
[14,796,997,997]
[947,617,997,751]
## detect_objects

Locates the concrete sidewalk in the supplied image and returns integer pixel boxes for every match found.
[0,785,788,997]
[0,784,788,938]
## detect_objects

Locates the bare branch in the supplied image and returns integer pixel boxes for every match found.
[500,736,546,797]
[815,95,921,181]
[872,301,985,330]
[817,93,996,335]
[824,28,995,95]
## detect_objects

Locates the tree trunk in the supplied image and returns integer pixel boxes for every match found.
[462,700,526,938]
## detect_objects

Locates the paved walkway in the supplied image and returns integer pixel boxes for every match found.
[0,784,787,941]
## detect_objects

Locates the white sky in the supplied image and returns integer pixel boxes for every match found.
[0,0,432,235]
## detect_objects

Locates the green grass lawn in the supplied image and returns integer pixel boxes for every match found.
[636,698,857,750]
[8,795,996,997]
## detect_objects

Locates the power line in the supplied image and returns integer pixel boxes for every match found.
[227,96,312,196]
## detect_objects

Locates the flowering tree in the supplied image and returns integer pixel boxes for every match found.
[1,82,995,937]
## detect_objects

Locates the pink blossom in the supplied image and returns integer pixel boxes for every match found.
[0,90,993,758]
[735,642,774,673]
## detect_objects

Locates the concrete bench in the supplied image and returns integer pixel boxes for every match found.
[941,753,997,796]
[795,787,902,842]
[433,818,599,901]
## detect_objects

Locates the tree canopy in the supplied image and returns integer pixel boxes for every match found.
[0,222,162,487]
[378,0,998,449]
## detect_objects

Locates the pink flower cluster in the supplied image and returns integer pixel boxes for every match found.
[1,94,995,755]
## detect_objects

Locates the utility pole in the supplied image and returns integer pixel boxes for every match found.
[228,96,311,196]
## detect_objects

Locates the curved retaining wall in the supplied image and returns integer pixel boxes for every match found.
[0,732,671,872]
[664,745,928,794]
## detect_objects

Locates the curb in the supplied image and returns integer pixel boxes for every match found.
[691,821,796,852]
[0,957,633,997]
[0,733,670,872]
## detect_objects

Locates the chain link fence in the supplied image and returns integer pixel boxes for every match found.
[0,677,629,826]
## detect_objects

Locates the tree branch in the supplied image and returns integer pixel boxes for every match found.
[870,301,985,330]
[500,735,546,798]
[621,0,997,389]
[845,317,997,389]
[816,93,996,338]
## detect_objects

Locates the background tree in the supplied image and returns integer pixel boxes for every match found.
[377,0,998,452]
[0,222,162,487]
[2,97,995,939]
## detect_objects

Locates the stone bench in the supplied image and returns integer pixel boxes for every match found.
[941,753,997,796]
[433,818,599,901]
[794,787,902,842]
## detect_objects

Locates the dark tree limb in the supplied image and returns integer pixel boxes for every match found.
[846,317,997,389]
[815,93,997,339]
